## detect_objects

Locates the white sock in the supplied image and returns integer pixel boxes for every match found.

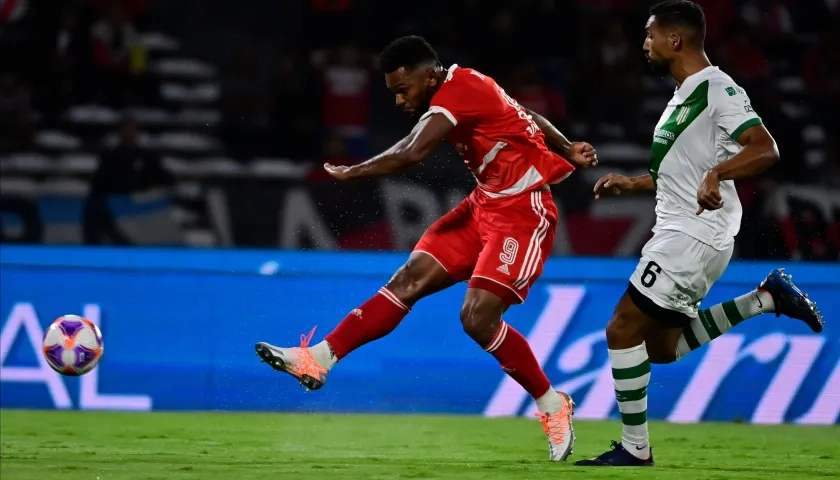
[309,341,338,371]
[610,343,651,460]
[676,289,775,359]
[535,388,564,415]
[736,289,776,317]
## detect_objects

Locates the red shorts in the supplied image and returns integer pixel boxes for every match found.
[413,187,557,305]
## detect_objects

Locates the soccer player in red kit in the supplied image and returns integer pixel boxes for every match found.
[256,36,598,461]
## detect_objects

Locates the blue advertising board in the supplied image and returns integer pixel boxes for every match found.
[1,245,838,424]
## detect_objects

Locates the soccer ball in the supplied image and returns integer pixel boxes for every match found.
[42,315,104,376]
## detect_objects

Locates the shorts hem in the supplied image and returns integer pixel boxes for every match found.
[469,276,524,305]
[412,250,449,273]
[626,281,694,328]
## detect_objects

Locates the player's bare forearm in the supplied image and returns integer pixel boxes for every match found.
[343,113,453,179]
[708,124,780,181]
[524,108,573,158]
[631,174,656,192]
[347,137,417,178]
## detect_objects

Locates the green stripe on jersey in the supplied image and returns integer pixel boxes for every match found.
[650,80,710,185]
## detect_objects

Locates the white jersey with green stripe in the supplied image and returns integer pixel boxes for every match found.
[649,66,762,250]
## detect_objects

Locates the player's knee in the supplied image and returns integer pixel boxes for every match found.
[386,255,446,304]
[647,347,677,364]
[459,298,500,346]
[605,310,647,349]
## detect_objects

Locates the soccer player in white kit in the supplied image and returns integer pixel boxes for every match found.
[575,0,824,467]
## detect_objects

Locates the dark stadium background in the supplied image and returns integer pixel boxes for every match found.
[2,0,838,261]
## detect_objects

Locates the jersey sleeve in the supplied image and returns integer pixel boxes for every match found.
[423,72,490,126]
[708,81,763,143]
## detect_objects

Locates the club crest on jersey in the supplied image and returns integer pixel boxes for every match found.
[676,106,691,125]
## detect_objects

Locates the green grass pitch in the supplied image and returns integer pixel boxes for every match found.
[1,410,837,479]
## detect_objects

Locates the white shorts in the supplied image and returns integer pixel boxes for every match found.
[629,229,733,319]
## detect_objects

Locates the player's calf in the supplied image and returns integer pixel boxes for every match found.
[675,268,824,360]
[461,287,576,461]
[460,288,507,345]
[605,298,655,350]
[602,293,657,462]
[255,252,453,389]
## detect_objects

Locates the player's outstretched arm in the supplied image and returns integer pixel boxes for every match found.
[323,113,453,180]
[524,108,597,168]
[695,124,779,214]
[593,173,655,199]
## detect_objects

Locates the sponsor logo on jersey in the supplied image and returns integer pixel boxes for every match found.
[653,128,675,145]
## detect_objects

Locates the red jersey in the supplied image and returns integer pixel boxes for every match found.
[420,64,575,204]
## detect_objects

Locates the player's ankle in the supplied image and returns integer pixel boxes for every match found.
[622,440,650,460]
[754,289,775,314]
[535,388,564,415]
[309,341,338,371]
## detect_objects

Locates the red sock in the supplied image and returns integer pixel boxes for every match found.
[484,321,551,398]
[325,287,410,360]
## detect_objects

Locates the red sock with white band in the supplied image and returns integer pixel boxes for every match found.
[484,320,557,409]
[319,287,410,365]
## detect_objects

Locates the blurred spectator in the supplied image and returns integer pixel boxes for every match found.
[482,9,521,74]
[0,0,29,23]
[90,3,142,73]
[219,43,274,159]
[83,117,174,244]
[741,0,794,38]
[312,44,374,157]
[586,16,643,133]
[752,83,808,183]
[694,0,738,51]
[803,27,840,127]
[717,22,770,87]
[0,71,35,153]
[43,7,86,115]
[89,2,150,106]
[508,61,567,124]
[0,0,34,77]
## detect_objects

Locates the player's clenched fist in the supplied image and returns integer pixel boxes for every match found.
[593,173,634,199]
[570,142,598,168]
[695,171,723,215]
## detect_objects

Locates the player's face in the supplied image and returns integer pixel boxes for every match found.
[385,66,440,118]
[643,16,673,72]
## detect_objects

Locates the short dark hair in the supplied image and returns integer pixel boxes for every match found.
[650,0,706,46]
[379,36,439,74]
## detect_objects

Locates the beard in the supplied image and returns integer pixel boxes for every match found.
[412,95,433,119]
[647,56,671,75]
